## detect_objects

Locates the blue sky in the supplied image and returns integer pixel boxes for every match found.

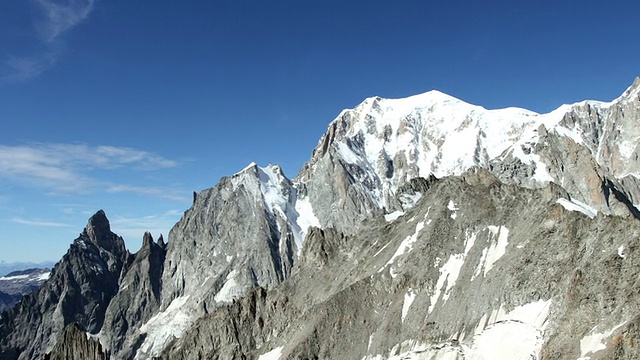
[1,0,638,262]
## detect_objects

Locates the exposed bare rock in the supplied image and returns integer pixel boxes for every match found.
[99,232,166,359]
[160,170,640,359]
[44,323,108,360]
[0,210,129,360]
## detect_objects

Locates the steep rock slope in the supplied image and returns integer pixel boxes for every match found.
[131,164,308,358]
[0,210,129,360]
[44,323,109,360]
[161,169,640,359]
[99,232,166,359]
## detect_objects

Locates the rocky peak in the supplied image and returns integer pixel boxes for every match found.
[99,231,167,359]
[618,76,640,104]
[157,234,166,249]
[131,162,303,358]
[84,210,110,242]
[81,210,125,256]
[0,210,129,360]
[142,231,154,248]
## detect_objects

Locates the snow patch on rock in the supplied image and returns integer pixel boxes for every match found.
[556,198,598,219]
[136,295,194,359]
[401,289,416,323]
[369,300,551,360]
[428,253,465,314]
[258,346,283,360]
[378,221,425,277]
[214,270,244,303]
[472,226,510,279]
[447,200,459,219]
[577,321,626,360]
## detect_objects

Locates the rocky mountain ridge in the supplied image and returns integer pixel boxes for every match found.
[0,268,50,314]
[0,262,56,277]
[161,169,640,359]
[1,78,640,359]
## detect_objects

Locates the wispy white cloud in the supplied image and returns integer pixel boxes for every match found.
[35,0,97,43]
[0,143,184,199]
[110,210,184,247]
[11,217,72,227]
[4,53,58,81]
[3,0,97,80]
[91,146,178,170]
[106,185,189,202]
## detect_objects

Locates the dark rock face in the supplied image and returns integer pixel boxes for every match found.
[0,210,129,360]
[0,290,21,315]
[44,323,108,360]
[99,232,166,359]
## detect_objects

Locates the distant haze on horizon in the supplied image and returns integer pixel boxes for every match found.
[0,0,638,262]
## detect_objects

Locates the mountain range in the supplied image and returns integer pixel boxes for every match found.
[2,78,640,359]
[0,262,55,277]
[0,268,50,313]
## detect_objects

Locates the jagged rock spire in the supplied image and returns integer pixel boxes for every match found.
[83,210,111,244]
[143,231,154,247]
[81,210,127,256]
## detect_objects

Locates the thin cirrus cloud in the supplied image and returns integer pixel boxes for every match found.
[0,143,182,197]
[11,217,72,227]
[109,210,184,241]
[4,0,96,80]
[106,185,189,202]
[35,0,97,43]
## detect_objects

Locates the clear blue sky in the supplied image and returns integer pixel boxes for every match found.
[1,0,638,262]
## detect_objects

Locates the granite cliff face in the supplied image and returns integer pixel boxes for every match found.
[2,78,640,359]
[44,323,108,360]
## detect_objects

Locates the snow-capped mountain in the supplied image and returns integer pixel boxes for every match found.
[296,77,640,234]
[2,78,640,360]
